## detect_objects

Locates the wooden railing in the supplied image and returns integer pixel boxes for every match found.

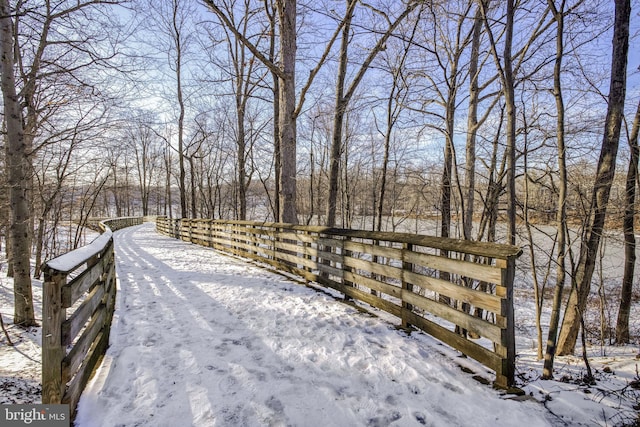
[42,217,143,415]
[156,217,521,388]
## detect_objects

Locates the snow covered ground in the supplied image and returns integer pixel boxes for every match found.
[2,223,639,426]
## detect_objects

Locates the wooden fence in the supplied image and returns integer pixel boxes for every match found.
[156,217,521,388]
[42,217,143,415]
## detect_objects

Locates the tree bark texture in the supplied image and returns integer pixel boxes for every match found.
[615,98,639,344]
[463,5,482,242]
[503,0,517,246]
[277,0,298,224]
[0,0,36,326]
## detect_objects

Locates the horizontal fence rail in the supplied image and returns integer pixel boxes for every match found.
[42,217,143,416]
[156,217,521,388]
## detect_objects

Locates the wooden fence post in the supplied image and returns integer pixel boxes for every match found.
[497,256,516,388]
[401,243,414,330]
[42,271,66,404]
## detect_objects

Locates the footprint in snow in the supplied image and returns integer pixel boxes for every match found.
[413,411,428,425]
[143,334,157,347]
[385,395,397,405]
[407,384,421,395]
[215,342,231,357]
[218,375,238,393]
[367,410,402,427]
[265,396,284,413]
[443,382,462,393]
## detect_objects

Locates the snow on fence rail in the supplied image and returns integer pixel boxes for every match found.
[42,217,143,416]
[156,217,522,388]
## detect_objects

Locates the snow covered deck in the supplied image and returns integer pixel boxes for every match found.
[74,223,552,426]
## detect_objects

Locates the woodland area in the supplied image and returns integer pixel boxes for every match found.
[0,0,639,381]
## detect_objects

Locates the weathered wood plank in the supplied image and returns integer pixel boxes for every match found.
[273,250,317,270]
[333,228,521,260]
[403,271,502,315]
[401,242,414,329]
[341,284,402,317]
[402,291,503,344]
[42,272,66,404]
[62,306,106,382]
[62,256,106,308]
[316,277,403,317]
[403,310,503,373]
[344,240,402,260]
[404,251,503,285]
[63,329,109,418]
[343,271,402,298]
[317,237,343,250]
[272,239,305,254]
[275,231,316,244]
[344,256,403,281]
[62,284,105,346]
[501,256,516,386]
[315,249,342,264]
[317,262,344,278]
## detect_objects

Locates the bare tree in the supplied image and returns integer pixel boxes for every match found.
[325,1,419,226]
[478,0,518,245]
[205,0,378,223]
[204,0,300,222]
[1,0,128,324]
[462,4,490,241]
[373,17,419,233]
[615,98,639,344]
[1,0,35,326]
[557,0,631,355]
[126,112,163,216]
[204,1,269,220]
[143,0,198,218]
[542,0,570,378]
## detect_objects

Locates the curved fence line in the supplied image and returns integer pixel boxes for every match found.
[42,217,143,417]
[156,217,521,388]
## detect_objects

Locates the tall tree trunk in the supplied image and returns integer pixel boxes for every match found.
[477,109,504,243]
[438,97,454,303]
[557,0,630,355]
[440,108,454,243]
[615,98,639,344]
[265,0,281,222]
[165,147,173,219]
[326,2,417,227]
[278,0,298,224]
[326,0,354,227]
[437,2,467,305]
[479,0,516,245]
[463,5,483,241]
[376,95,393,233]
[1,0,36,326]
[236,97,247,220]
[189,156,197,218]
[543,0,568,378]
[173,0,187,219]
[503,0,517,246]
[272,78,281,221]
[112,161,122,217]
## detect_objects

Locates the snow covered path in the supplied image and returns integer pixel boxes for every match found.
[75,223,552,427]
